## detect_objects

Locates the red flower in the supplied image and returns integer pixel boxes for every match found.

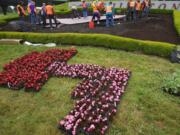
[0,49,77,91]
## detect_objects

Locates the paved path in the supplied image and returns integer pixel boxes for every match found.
[57,15,126,24]
[45,15,125,26]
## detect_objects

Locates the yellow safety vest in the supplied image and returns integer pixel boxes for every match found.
[92,3,98,12]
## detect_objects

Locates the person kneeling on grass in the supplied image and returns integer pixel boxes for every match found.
[91,1,100,24]
[46,2,58,29]
[105,2,114,27]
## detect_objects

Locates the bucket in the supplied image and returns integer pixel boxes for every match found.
[89,21,94,29]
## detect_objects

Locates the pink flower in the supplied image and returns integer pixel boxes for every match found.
[59,120,65,126]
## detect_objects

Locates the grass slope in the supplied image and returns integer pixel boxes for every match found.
[0,45,180,135]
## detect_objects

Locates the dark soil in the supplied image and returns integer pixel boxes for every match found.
[1,14,180,44]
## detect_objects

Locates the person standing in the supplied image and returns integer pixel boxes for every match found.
[112,3,116,17]
[91,1,100,24]
[105,2,114,27]
[82,0,88,18]
[46,2,57,29]
[127,0,136,21]
[135,0,141,19]
[28,0,36,25]
[142,0,150,17]
[16,1,26,21]
[40,3,47,27]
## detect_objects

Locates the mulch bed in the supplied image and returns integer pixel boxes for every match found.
[1,13,179,44]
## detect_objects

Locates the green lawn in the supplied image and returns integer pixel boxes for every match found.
[0,45,179,135]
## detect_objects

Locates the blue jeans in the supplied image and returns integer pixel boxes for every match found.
[92,12,100,22]
[106,13,114,27]
[142,7,149,17]
[82,8,87,17]
[19,15,25,21]
[127,7,136,21]
[30,13,36,25]
[135,10,141,19]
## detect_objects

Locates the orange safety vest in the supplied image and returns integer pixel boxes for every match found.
[106,5,112,13]
[136,2,141,10]
[129,1,135,8]
[46,5,54,15]
[97,2,103,10]
[82,2,87,8]
[16,5,26,16]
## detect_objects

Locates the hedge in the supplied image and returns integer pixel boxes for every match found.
[114,8,173,15]
[54,2,174,15]
[173,10,180,36]
[0,32,176,58]
[149,9,173,14]
[54,3,72,14]
[0,13,19,25]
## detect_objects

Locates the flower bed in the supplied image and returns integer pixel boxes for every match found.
[48,62,131,135]
[0,48,77,91]
[0,49,130,135]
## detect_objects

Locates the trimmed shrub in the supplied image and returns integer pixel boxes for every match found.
[161,69,180,96]
[54,3,174,15]
[114,8,173,15]
[149,9,173,14]
[173,10,180,36]
[0,32,176,58]
[55,3,72,14]
[0,13,19,25]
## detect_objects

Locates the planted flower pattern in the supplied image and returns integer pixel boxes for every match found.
[0,49,77,91]
[48,62,130,135]
[0,48,130,135]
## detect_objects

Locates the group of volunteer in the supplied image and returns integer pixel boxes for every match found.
[16,0,151,29]
[79,0,150,27]
[16,0,57,29]
[127,0,150,21]
[79,0,115,27]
